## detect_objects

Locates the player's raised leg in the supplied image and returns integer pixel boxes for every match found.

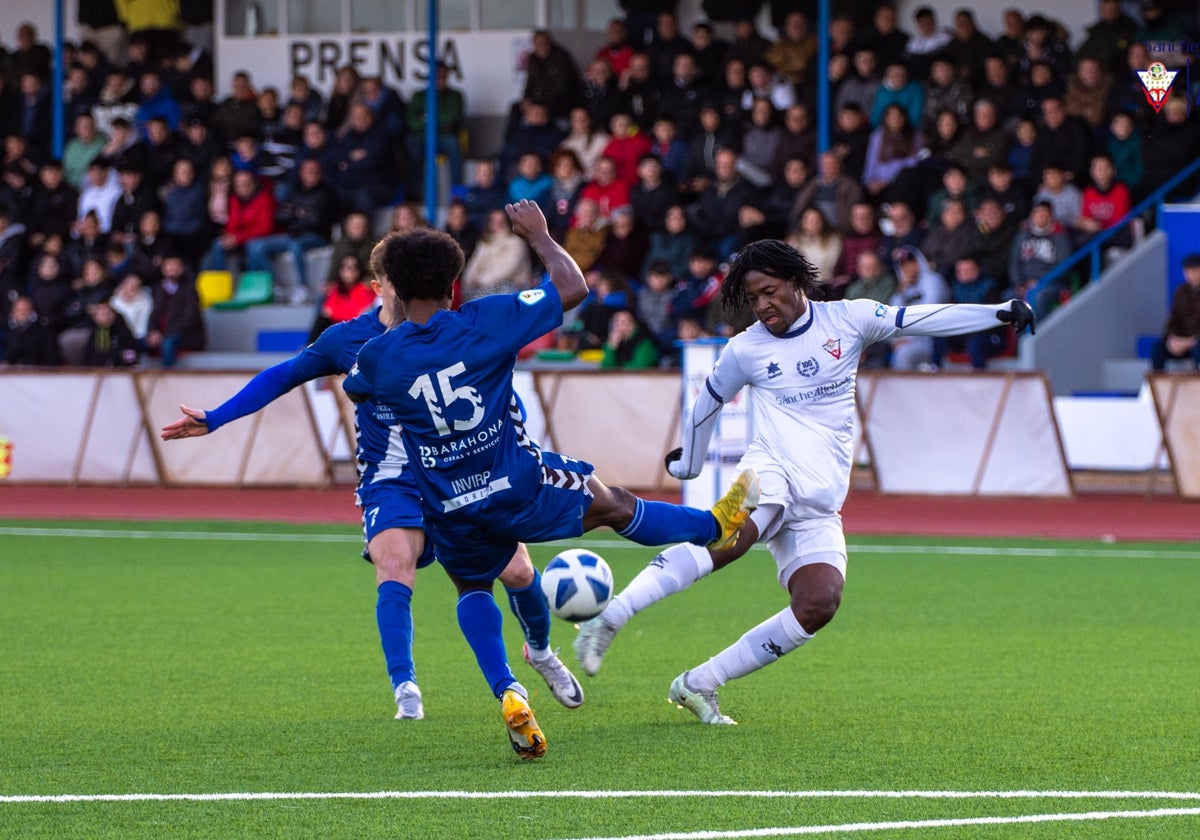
[498,545,584,708]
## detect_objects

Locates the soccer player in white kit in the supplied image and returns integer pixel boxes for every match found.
[574,239,1035,724]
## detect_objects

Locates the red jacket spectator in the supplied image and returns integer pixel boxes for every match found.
[601,116,652,185]
[578,157,631,219]
[225,173,277,246]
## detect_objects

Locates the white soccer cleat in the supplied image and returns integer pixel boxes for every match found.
[573,616,617,676]
[523,643,584,708]
[394,680,425,720]
[668,671,736,725]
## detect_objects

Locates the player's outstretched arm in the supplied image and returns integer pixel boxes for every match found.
[505,199,587,310]
[161,405,209,440]
[894,300,1036,338]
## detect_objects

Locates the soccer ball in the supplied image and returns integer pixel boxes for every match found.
[540,549,614,622]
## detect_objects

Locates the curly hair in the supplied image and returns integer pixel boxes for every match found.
[720,239,822,315]
[380,228,465,302]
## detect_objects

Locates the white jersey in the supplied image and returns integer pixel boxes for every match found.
[679,297,1011,521]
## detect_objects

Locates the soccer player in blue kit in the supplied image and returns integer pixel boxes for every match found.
[160,237,585,724]
[343,199,759,758]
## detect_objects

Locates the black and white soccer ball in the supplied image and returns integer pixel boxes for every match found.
[540,548,614,621]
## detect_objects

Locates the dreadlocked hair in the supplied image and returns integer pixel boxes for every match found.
[720,239,823,315]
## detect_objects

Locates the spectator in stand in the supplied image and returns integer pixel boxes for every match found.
[726,16,771,69]
[524,30,582,122]
[1136,1,1189,70]
[919,198,975,277]
[146,253,205,367]
[1018,15,1074,85]
[926,161,980,223]
[182,74,217,127]
[642,204,694,279]
[602,112,653,186]
[1063,57,1112,140]
[58,257,115,365]
[690,21,728,86]
[97,117,143,171]
[563,197,608,274]
[595,205,649,283]
[946,10,992,85]
[178,116,219,172]
[507,152,554,210]
[971,197,1018,288]
[1032,162,1083,231]
[499,101,564,182]
[835,49,881,119]
[17,73,52,156]
[110,272,154,349]
[460,208,534,301]
[328,103,396,215]
[565,267,630,351]
[63,114,106,190]
[617,51,662,132]
[1106,111,1143,192]
[3,296,61,366]
[545,149,585,239]
[92,69,138,138]
[1075,153,1132,245]
[1035,97,1091,184]
[579,156,631,220]
[581,56,621,129]
[80,299,139,367]
[765,10,816,88]
[984,160,1033,222]
[630,153,679,234]
[244,158,337,302]
[386,203,427,237]
[871,62,924,129]
[947,99,1008,185]
[923,56,972,127]
[773,103,816,176]
[212,71,262,148]
[882,247,950,369]
[27,161,78,253]
[308,254,376,343]
[28,254,71,334]
[596,18,634,79]
[741,61,796,114]
[560,108,610,180]
[682,104,741,198]
[845,249,897,306]
[994,9,1026,69]
[714,57,748,124]
[739,155,809,242]
[135,69,181,132]
[1018,60,1063,119]
[687,147,759,259]
[863,103,925,200]
[636,259,678,354]
[77,0,126,67]
[978,56,1023,128]
[329,211,374,269]
[1151,253,1200,371]
[109,161,159,251]
[657,52,708,140]
[856,4,910,70]
[0,206,25,313]
[460,159,507,229]
[670,245,721,327]
[740,98,783,186]
[1007,116,1040,189]
[905,6,953,81]
[357,75,406,148]
[879,200,924,255]
[76,160,122,234]
[128,210,172,280]
[64,211,107,279]
[647,116,688,184]
[443,199,479,263]
[287,75,326,124]
[785,207,843,286]
[645,12,692,83]
[325,65,360,134]
[1106,43,1156,131]
[1009,200,1073,318]
[934,254,1005,369]
[142,117,181,190]
[0,77,19,142]
[1141,96,1200,200]
[405,62,465,200]
[201,170,277,273]
[830,102,871,182]
[601,308,660,369]
[832,202,880,295]
[790,150,863,234]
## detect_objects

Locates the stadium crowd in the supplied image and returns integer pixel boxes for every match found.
[1,0,1198,370]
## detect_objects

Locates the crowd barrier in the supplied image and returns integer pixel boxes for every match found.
[2,368,1193,498]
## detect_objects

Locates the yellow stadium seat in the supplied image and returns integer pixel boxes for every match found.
[196,270,235,308]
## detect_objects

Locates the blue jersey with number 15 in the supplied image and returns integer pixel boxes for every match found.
[344,282,562,524]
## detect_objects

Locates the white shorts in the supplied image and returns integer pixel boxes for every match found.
[762,511,847,590]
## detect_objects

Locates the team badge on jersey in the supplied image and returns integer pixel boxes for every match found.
[766,361,782,379]
[796,358,820,377]
[874,303,888,317]
[518,289,546,305]
[823,339,842,359]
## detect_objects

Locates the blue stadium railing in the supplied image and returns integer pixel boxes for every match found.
[1028,154,1200,317]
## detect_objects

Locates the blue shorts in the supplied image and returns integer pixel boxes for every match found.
[357,475,436,568]
[428,451,595,584]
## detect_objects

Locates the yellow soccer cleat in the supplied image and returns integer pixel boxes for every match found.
[501,686,546,759]
[707,469,760,551]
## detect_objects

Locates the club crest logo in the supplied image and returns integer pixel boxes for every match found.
[874,303,888,318]
[0,437,12,480]
[823,339,842,360]
[1136,61,1178,113]
[766,361,782,379]
[796,357,820,377]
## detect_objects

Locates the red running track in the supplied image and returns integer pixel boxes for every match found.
[1,485,1197,543]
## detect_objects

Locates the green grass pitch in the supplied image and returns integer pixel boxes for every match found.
[1,519,1198,839]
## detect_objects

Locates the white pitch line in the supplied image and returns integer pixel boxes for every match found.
[562,807,1200,840]
[3,789,1200,805]
[0,526,1196,560]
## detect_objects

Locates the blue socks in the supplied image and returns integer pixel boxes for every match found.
[505,569,552,653]
[457,589,517,698]
[376,581,415,689]
[617,497,718,547]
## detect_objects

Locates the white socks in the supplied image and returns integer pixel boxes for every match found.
[602,542,713,629]
[688,607,812,691]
